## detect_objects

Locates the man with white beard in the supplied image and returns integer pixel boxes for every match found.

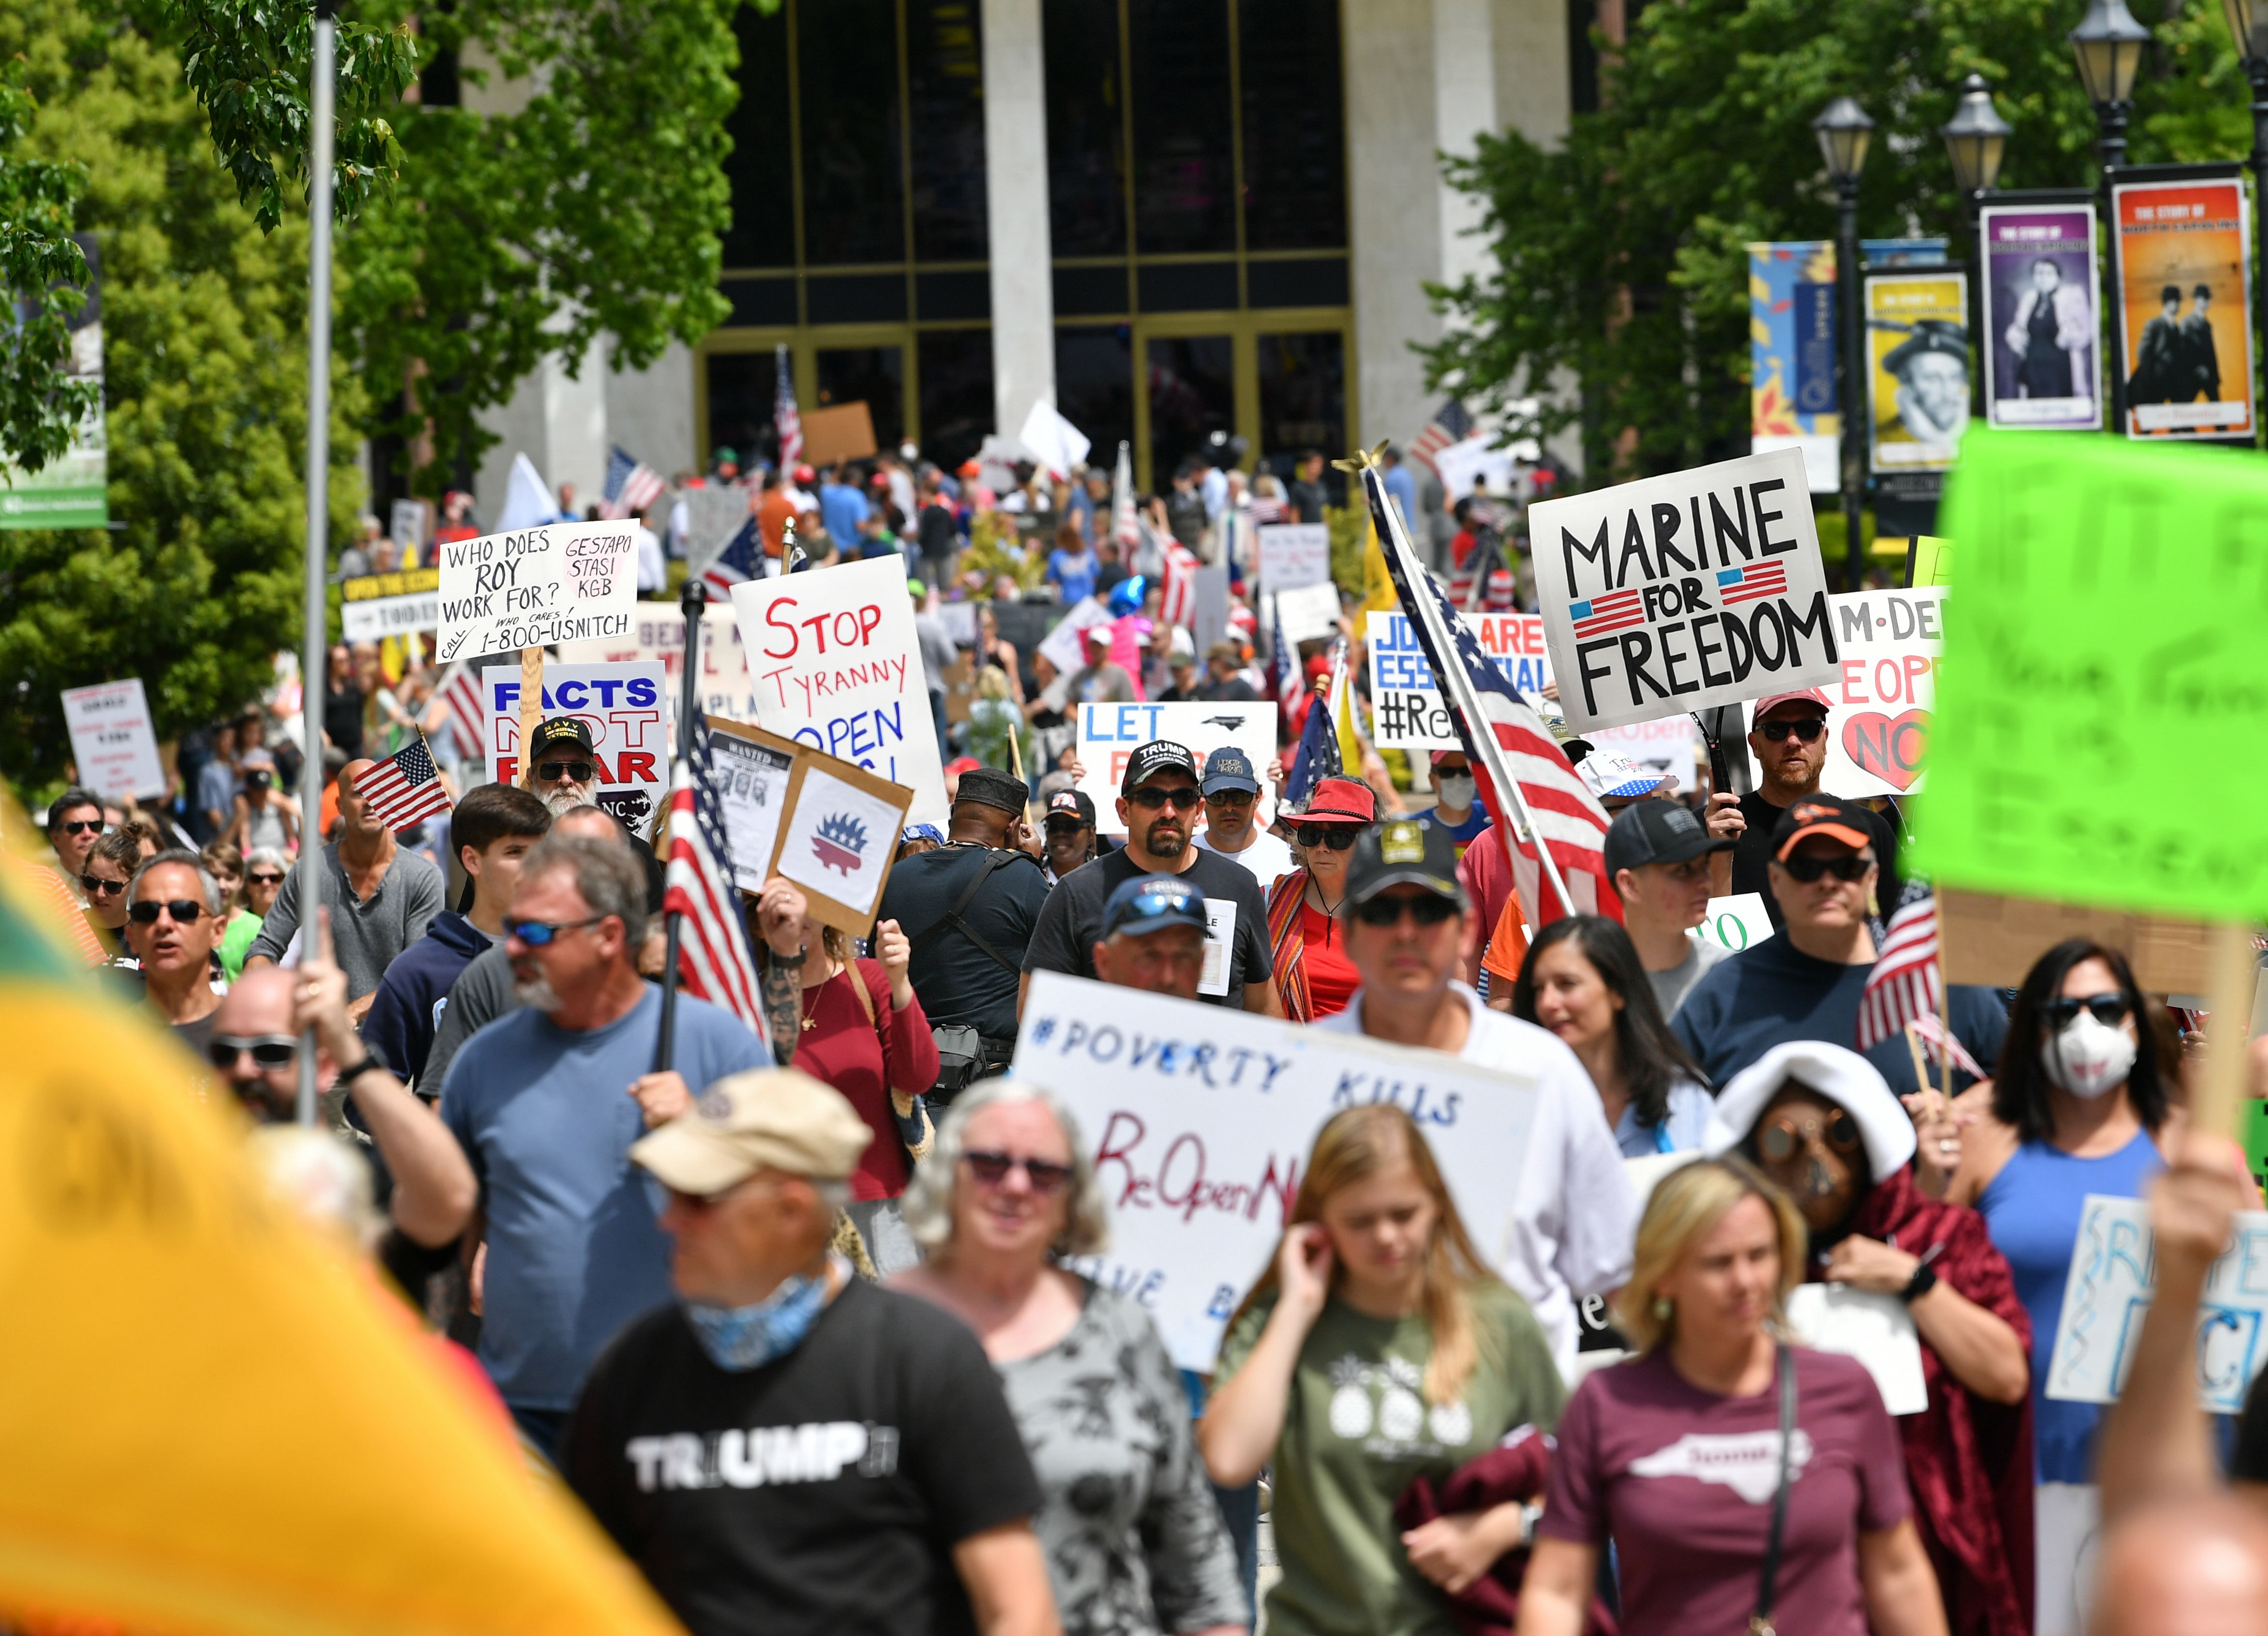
[437,830,770,1460]
[525,716,602,815]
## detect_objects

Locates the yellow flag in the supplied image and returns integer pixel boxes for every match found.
[0,847,684,1636]
[1361,516,1397,617]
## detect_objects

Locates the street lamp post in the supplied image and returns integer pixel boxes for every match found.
[2223,0,2268,446]
[1941,74,2013,419]
[1815,97,1874,593]
[2071,0,2151,435]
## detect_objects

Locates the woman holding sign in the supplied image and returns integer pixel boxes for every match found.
[1199,1105,1564,1636]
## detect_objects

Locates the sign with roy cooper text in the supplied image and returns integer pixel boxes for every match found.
[1526,448,1839,733]
[437,521,638,663]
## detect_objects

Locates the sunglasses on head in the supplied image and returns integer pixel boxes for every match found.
[1757,1107,1862,1163]
[1780,853,1872,883]
[59,819,104,836]
[504,913,605,946]
[1758,717,1826,743]
[208,1034,297,1071]
[80,873,127,898]
[1126,785,1200,811]
[537,760,596,783]
[1352,891,1460,928]
[2044,993,2132,1029]
[128,898,206,924]
[248,871,286,886]
[1294,824,1361,851]
[961,1149,1075,1194]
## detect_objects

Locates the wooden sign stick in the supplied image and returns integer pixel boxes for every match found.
[517,647,542,789]
[2196,921,2259,1143]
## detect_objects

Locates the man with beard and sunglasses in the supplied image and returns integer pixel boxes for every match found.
[524,716,603,816]
[1705,688,1904,928]
[1673,795,2006,1097]
[1018,741,1277,1016]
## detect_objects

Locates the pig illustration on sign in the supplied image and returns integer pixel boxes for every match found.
[811,812,870,875]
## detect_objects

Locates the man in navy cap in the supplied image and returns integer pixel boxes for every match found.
[526,715,601,816]
[1191,747,1293,889]
[1090,874,1208,1001]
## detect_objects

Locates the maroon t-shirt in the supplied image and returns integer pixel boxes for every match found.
[1539,1346,1908,1636]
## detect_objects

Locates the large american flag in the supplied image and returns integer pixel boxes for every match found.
[773,343,802,470]
[1160,538,1200,628]
[1858,885,1943,1052]
[699,513,763,599]
[600,445,665,519]
[662,731,769,1049]
[353,737,454,834]
[436,661,487,760]
[1408,397,1474,480]
[1363,461,1614,925]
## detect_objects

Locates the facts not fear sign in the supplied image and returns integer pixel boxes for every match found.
[1528,448,1840,732]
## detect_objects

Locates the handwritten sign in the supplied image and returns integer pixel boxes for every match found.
[60,678,166,800]
[1528,447,1839,733]
[484,661,668,838]
[1274,582,1344,647]
[1365,609,1553,751]
[1074,700,1278,837]
[1015,972,1540,1371]
[558,601,762,723]
[1695,894,1775,953]
[728,557,947,831]
[2047,1193,2268,1414]
[1256,523,1332,593]
[1744,590,1942,799]
[1917,430,2268,921]
[341,567,441,642]
[437,522,637,662]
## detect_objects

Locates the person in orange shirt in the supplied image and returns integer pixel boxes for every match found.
[754,471,797,569]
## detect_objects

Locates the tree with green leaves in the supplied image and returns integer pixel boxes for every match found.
[1424,0,2248,490]
[0,61,98,480]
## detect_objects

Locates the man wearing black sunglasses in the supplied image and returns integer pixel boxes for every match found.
[45,785,106,897]
[525,716,602,816]
[1021,739,1278,1016]
[1708,689,1903,929]
[125,849,226,1055]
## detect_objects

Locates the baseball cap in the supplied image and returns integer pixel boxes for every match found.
[1046,789,1096,829]
[629,1068,873,1195]
[1121,740,1200,794]
[1750,688,1832,722]
[1344,815,1465,908]
[1428,749,1471,767]
[1296,777,1377,826]
[529,717,595,758]
[954,766,1029,816]
[1099,873,1209,940]
[1769,793,1876,861]
[1603,798,1734,881]
[1083,623,1115,648]
[1200,747,1261,796]
[1577,750,1671,801]
[944,755,983,777]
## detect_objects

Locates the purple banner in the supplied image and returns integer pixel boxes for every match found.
[1981,204,2102,431]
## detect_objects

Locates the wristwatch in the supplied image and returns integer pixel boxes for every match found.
[773,945,808,968]
[1899,1263,1938,1304]
[335,1054,387,1087]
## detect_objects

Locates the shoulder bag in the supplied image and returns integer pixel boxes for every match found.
[911,847,1026,1096]
[1749,1343,1798,1636]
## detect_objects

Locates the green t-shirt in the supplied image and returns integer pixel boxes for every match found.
[219,910,263,981]
[1216,1282,1565,1636]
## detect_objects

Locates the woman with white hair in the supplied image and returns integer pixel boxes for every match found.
[892,1080,1245,1636]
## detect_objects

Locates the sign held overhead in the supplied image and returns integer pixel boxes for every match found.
[436,521,639,663]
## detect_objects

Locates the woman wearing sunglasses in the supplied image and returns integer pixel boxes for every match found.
[1261,777,1377,1021]
[894,1080,1246,1636]
[1704,1041,2033,1636]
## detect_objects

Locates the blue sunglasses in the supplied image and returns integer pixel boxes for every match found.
[504,913,606,946]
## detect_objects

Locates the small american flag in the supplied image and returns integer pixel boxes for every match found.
[1857,886,1942,1052]
[700,514,763,599]
[663,732,769,1048]
[1910,1012,1989,1082]
[1718,561,1789,607]
[437,661,487,760]
[1408,398,1474,480]
[1271,593,1303,716]
[353,737,454,834]
[1160,539,1200,628]
[773,343,802,470]
[1281,678,1341,808]
[600,445,665,520]
[1570,588,1646,640]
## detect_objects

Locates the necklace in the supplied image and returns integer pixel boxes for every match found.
[801,965,840,1031]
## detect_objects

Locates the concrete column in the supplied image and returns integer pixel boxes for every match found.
[471,331,609,525]
[1432,0,1497,297]
[981,0,1056,438]
[605,340,698,481]
[1346,0,1443,448]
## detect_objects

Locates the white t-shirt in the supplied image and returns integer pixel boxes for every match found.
[1193,826,1297,890]
[1315,981,1638,1379]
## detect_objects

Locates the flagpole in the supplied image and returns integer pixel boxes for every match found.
[1355,459,1576,917]
[295,0,337,1128]
[653,578,707,1074]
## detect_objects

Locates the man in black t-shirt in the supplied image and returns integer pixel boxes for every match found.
[1707,687,1902,928]
[566,1068,1055,1636]
[1020,740,1277,1017]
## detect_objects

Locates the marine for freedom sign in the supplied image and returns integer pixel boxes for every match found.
[1528,448,1839,733]
[436,522,639,663]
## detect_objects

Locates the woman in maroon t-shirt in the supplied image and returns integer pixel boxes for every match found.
[1518,1159,1948,1636]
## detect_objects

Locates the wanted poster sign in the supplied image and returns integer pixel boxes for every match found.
[1528,448,1839,733]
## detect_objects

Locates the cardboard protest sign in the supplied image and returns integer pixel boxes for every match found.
[1981,198,2102,432]
[1015,972,1541,1371]
[705,717,800,893]
[2047,1193,2268,1414]
[436,521,638,663]
[1937,888,2213,995]
[558,600,762,722]
[1917,430,2268,922]
[1365,610,1553,751]
[1865,267,1971,479]
[1273,582,1344,646]
[1695,894,1775,954]
[728,556,947,832]
[2113,173,2256,441]
[1528,448,1839,733]
[772,755,914,936]
[341,567,441,642]
[1785,1285,1928,1415]
[484,661,668,837]
[60,678,165,799]
[1741,588,1941,798]
[1074,700,1278,836]
[1257,523,1331,592]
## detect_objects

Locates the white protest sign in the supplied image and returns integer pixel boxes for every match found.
[436,521,638,663]
[1075,700,1278,837]
[775,762,905,921]
[709,726,796,893]
[60,678,166,800]
[1256,523,1332,592]
[1018,399,1091,480]
[1037,596,1111,679]
[1198,899,1236,998]
[1786,1284,1929,1415]
[1745,588,1943,799]
[484,661,669,838]
[558,600,761,723]
[341,567,440,642]
[1586,715,1701,780]
[1275,582,1344,646]
[2048,1194,2268,1414]
[1016,972,1541,1371]
[1433,433,1524,501]
[1696,894,1775,953]
[728,555,948,831]
[1365,609,1553,751]
[1527,447,1839,733]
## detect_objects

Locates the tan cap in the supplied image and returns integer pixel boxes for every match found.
[629,1067,873,1195]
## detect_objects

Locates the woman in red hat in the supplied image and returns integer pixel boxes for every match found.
[1263,777,1378,1022]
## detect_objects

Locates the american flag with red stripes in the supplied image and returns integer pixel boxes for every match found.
[1364,463,1615,925]
[773,343,802,470]
[662,729,769,1049]
[1718,561,1789,607]
[700,514,764,600]
[1160,538,1200,628]
[600,445,665,520]
[353,737,454,834]
[1407,397,1474,479]
[1112,441,1140,550]
[1909,1012,1988,1082]
[1570,588,1646,640]
[437,661,487,760]
[1857,886,1943,1052]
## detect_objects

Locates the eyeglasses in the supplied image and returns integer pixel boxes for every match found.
[536,760,596,783]
[1206,788,1256,807]
[961,1150,1075,1194]
[208,1034,298,1071]
[1779,853,1872,884]
[1757,1108,1862,1163]
[1757,718,1827,743]
[58,819,104,836]
[248,872,286,887]
[127,899,206,924]
[504,913,606,946]
[2044,993,2132,1029]
[1126,785,1201,811]
[1351,892,1461,928]
[1295,825,1361,851]
[79,873,127,898]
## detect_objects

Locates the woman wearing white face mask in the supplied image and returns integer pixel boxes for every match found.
[1425,751,1491,851]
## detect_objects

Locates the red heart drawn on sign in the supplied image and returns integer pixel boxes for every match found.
[1840,709,1929,791]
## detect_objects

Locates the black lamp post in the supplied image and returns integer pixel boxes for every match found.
[1941,74,2013,417]
[1815,96,1874,592]
[2072,0,2151,434]
[2224,0,2268,446]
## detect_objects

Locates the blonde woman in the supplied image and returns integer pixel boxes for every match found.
[1198,1105,1563,1636]
[1517,1159,1948,1636]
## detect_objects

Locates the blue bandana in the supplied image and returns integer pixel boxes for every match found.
[682,1260,841,1372]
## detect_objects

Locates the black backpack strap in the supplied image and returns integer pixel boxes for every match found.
[914,848,1026,977]
[1749,1343,1798,1636]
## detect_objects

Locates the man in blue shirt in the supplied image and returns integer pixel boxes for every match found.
[1380,444,1420,531]
[440,831,770,1457]
[818,463,871,546]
